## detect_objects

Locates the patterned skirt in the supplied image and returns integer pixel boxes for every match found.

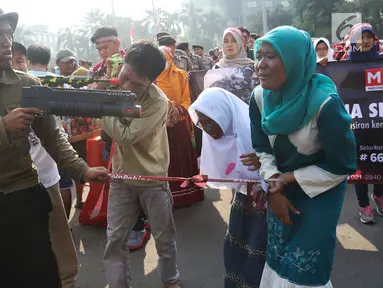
[167,120,203,208]
[261,182,346,287]
[224,192,268,288]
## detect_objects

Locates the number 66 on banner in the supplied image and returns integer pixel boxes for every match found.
[370,153,383,163]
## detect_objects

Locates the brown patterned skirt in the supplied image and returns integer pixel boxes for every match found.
[167,119,204,208]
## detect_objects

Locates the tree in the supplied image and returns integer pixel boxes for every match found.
[131,20,152,41]
[201,12,226,40]
[334,0,383,38]
[164,12,182,37]
[13,25,36,47]
[113,16,134,48]
[57,28,78,51]
[181,1,204,42]
[143,8,168,37]
[247,3,294,35]
[291,0,344,39]
[83,9,107,35]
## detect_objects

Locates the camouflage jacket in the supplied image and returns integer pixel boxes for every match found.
[202,56,215,70]
[190,54,205,71]
[174,49,193,72]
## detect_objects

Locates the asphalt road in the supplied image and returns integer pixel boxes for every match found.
[70,184,382,288]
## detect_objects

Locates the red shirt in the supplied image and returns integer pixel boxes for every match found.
[92,49,126,78]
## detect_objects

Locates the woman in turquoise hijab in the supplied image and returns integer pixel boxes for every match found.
[250,26,357,287]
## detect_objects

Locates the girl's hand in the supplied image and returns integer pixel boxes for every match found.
[268,174,285,194]
[281,172,296,184]
[268,193,300,225]
[240,152,261,171]
[318,56,328,66]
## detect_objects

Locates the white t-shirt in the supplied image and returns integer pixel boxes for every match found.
[28,70,62,188]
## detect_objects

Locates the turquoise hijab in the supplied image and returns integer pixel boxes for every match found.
[254,26,339,135]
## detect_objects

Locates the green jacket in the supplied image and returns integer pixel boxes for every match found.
[0,68,89,194]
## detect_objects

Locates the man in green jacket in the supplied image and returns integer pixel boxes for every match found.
[0,9,109,287]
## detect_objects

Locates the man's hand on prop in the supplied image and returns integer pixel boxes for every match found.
[83,167,110,183]
[3,107,43,132]
[240,152,261,171]
[269,193,300,225]
[268,174,285,194]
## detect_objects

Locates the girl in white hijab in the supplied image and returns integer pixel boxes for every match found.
[189,87,267,288]
[314,37,334,66]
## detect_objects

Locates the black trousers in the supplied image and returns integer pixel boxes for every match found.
[0,185,61,288]
[355,184,383,208]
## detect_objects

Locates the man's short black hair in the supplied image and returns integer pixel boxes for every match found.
[91,26,118,44]
[176,42,189,51]
[250,33,261,40]
[12,42,26,56]
[125,40,166,82]
[237,26,250,37]
[27,44,51,65]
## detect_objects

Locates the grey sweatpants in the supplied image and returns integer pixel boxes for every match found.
[103,181,179,288]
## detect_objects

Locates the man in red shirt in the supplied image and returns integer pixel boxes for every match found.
[91,26,126,79]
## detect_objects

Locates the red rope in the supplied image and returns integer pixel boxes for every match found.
[110,173,282,189]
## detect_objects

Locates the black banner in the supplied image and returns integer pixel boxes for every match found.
[190,58,383,183]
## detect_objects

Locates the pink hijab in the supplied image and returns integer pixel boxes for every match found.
[217,28,255,68]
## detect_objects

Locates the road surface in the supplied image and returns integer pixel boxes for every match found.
[70,184,382,288]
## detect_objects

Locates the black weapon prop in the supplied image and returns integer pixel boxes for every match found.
[21,86,141,118]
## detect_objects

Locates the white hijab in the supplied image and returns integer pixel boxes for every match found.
[314,37,334,62]
[189,87,264,193]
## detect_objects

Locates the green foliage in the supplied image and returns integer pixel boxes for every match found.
[248,0,382,40]
[13,0,383,64]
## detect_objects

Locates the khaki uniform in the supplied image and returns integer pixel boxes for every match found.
[101,84,179,287]
[0,68,89,287]
[190,54,205,70]
[174,49,192,72]
[0,68,89,193]
[100,84,169,187]
[202,56,215,70]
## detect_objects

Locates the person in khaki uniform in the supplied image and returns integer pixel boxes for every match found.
[192,44,215,70]
[174,43,193,72]
[155,32,192,73]
[0,10,109,288]
[11,43,79,288]
[101,41,181,288]
[175,41,204,71]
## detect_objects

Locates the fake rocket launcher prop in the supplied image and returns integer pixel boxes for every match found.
[21,86,141,118]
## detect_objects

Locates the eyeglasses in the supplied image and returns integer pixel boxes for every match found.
[316,47,328,52]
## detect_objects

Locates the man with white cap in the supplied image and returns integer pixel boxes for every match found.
[56,48,77,76]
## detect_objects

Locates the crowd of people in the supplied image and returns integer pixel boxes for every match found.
[1,6,383,288]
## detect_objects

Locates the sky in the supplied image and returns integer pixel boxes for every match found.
[2,0,180,33]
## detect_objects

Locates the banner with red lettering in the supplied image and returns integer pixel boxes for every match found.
[190,58,383,183]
